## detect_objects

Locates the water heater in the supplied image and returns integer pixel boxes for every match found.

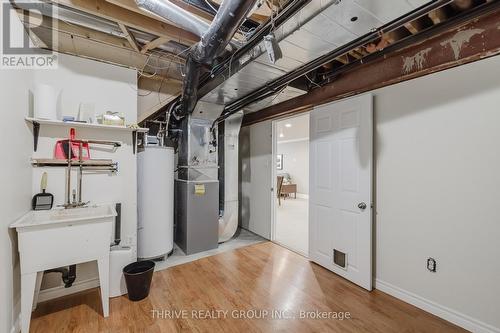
[137,146,174,259]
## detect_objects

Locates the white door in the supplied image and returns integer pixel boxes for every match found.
[309,94,373,290]
[240,121,272,239]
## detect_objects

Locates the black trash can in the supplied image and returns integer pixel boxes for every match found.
[123,260,155,301]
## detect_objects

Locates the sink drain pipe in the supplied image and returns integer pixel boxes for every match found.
[45,265,77,288]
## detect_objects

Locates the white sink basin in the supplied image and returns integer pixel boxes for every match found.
[11,204,117,230]
[11,204,116,333]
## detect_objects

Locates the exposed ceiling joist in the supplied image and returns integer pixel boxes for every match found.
[167,0,215,20]
[20,11,184,80]
[141,36,170,54]
[118,22,141,52]
[50,0,200,44]
[451,0,474,11]
[404,20,424,35]
[222,0,499,121]
[18,10,130,49]
[242,9,500,126]
[210,0,273,23]
[106,0,264,36]
[428,7,448,24]
[106,0,213,23]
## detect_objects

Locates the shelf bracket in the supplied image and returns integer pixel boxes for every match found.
[33,121,40,152]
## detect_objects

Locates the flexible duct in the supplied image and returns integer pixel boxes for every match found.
[179,0,257,118]
[218,111,243,242]
[139,0,255,246]
[136,0,210,37]
[136,0,256,118]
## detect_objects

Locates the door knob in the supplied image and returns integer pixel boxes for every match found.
[358,202,367,210]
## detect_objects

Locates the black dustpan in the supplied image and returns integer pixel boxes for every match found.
[32,172,54,210]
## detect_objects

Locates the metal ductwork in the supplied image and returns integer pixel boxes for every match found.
[136,0,256,119]
[218,111,243,243]
[159,0,256,253]
[176,0,257,119]
[136,0,210,38]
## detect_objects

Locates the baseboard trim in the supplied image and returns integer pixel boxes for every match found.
[375,279,499,333]
[37,278,100,304]
[10,314,20,333]
[272,240,309,258]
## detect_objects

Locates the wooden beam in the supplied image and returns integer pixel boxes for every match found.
[355,47,369,56]
[336,54,349,65]
[451,0,474,11]
[22,10,183,64]
[22,13,184,80]
[211,0,272,23]
[118,22,141,52]
[141,36,170,54]
[18,10,130,49]
[106,0,213,23]
[366,35,390,53]
[242,10,500,126]
[348,51,362,60]
[404,19,425,35]
[51,0,199,44]
[428,8,448,24]
[104,0,244,42]
[169,0,215,21]
[384,29,407,44]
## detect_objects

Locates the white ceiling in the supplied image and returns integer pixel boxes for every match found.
[276,113,310,143]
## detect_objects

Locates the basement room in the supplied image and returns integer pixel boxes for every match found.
[1,0,499,332]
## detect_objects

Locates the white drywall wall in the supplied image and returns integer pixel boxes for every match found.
[374,55,500,331]
[277,140,309,196]
[0,68,33,333]
[0,11,33,333]
[242,55,500,331]
[30,53,138,293]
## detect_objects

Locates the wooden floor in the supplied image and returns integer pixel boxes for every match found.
[31,242,466,332]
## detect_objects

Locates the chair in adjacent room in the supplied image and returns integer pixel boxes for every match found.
[277,175,284,206]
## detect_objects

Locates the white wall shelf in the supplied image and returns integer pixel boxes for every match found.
[25,117,148,154]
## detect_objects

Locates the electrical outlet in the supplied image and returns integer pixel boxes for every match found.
[427,258,437,272]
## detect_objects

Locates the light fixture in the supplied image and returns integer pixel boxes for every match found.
[285,123,292,128]
[279,133,284,138]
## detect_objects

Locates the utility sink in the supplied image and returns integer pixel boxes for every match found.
[11,204,117,229]
[11,204,117,333]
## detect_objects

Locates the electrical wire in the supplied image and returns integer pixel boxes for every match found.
[135,26,193,107]
[202,0,218,14]
[305,74,321,89]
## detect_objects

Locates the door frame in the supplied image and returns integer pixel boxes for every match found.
[270,112,310,257]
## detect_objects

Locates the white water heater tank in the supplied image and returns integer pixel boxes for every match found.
[137,146,174,259]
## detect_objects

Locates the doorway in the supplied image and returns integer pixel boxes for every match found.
[271,113,310,256]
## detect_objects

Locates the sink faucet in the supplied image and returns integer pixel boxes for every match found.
[61,141,89,209]
[68,189,89,208]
